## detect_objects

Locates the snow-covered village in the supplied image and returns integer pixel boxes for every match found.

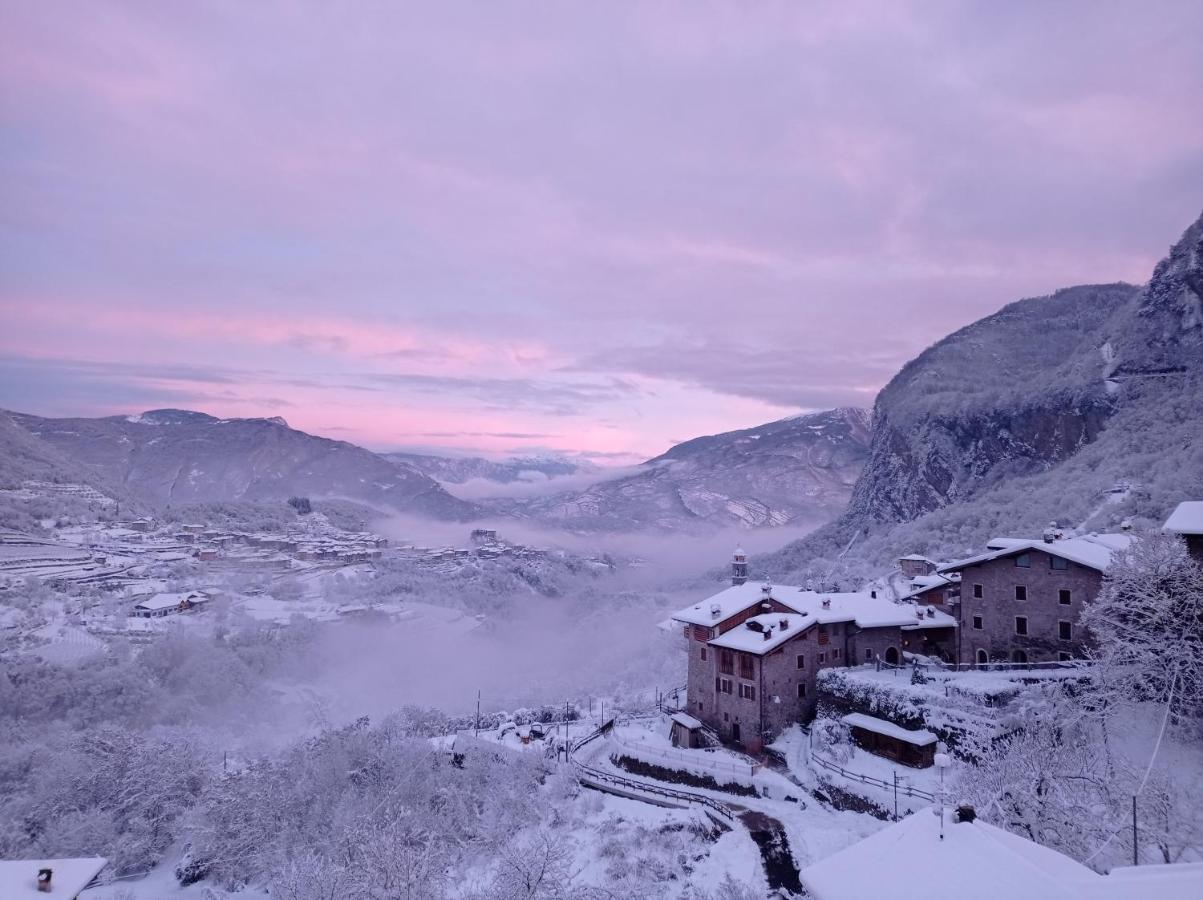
[2,3,1203,899]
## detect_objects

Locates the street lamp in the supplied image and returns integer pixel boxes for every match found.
[934,750,951,841]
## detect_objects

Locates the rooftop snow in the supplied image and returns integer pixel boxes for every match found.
[798,808,1101,900]
[842,712,936,746]
[135,591,205,610]
[708,613,813,654]
[1164,500,1203,535]
[941,533,1132,574]
[0,857,107,899]
[670,712,703,729]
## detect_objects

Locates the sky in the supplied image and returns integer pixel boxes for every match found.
[1,1,1201,464]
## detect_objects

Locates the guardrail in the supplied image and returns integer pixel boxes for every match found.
[810,752,935,802]
[941,660,1091,673]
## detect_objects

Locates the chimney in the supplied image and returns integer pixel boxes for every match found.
[710,604,721,619]
[763,630,771,641]
[870,589,877,598]
[955,805,977,824]
[821,598,831,609]
[38,868,52,893]
[779,618,789,631]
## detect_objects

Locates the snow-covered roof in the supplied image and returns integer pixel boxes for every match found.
[0,857,106,899]
[1164,501,1203,535]
[674,583,940,647]
[670,712,703,730]
[842,712,936,746]
[941,533,1133,574]
[901,606,958,630]
[708,613,813,653]
[134,590,205,611]
[899,553,932,562]
[803,808,1101,900]
[1096,861,1203,899]
[670,581,790,627]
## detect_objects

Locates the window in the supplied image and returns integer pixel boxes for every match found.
[1014,585,1027,601]
[739,653,754,680]
[1050,555,1069,570]
[723,712,728,722]
[976,649,988,665]
[1015,616,1028,636]
[972,615,983,630]
[972,583,983,599]
[720,650,734,675]
[1059,589,1072,605]
[818,652,826,664]
[1015,553,1031,568]
[739,684,756,700]
[1059,651,1072,662]
[797,682,807,698]
[796,654,805,669]
[700,647,707,661]
[833,648,840,660]
[864,648,873,661]
[697,700,704,712]
[715,676,721,693]
[718,677,733,694]
[1059,621,1073,641]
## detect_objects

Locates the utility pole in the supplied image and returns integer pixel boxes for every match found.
[475,689,481,739]
[893,771,899,821]
[1132,795,1138,866]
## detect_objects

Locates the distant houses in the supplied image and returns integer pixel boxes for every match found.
[1164,500,1203,563]
[132,590,210,618]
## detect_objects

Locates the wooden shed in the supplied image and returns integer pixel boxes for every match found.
[842,712,937,768]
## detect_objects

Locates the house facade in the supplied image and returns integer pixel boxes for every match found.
[674,581,954,752]
[940,533,1131,665]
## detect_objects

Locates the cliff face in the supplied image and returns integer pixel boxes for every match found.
[847,282,1137,523]
[758,210,1203,583]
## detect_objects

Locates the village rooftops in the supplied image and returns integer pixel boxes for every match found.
[134,590,207,611]
[673,583,941,637]
[1164,500,1203,535]
[799,807,1203,900]
[0,857,107,899]
[939,532,1133,575]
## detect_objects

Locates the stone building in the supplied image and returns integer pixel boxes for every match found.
[671,581,955,752]
[939,532,1132,665]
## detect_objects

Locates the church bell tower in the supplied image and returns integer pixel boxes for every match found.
[732,547,749,586]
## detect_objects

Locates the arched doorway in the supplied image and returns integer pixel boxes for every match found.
[884,647,899,665]
[1012,649,1028,664]
[976,649,988,666]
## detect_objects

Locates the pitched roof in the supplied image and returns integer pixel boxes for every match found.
[1164,501,1203,535]
[940,533,1133,574]
[0,857,107,899]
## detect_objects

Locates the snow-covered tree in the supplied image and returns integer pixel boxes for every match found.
[1080,531,1203,728]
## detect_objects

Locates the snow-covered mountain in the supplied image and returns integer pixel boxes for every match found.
[4,408,479,520]
[491,407,871,532]
[760,209,1203,582]
[382,450,598,486]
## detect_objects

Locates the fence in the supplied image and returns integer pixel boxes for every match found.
[809,752,935,802]
[569,721,735,825]
[609,731,760,779]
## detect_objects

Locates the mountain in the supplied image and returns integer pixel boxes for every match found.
[759,210,1203,584]
[382,451,598,486]
[492,407,871,532]
[4,409,479,520]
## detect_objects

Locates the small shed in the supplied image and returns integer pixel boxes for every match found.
[842,712,937,768]
[0,857,107,899]
[669,712,705,749]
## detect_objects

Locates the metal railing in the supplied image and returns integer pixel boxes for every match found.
[609,731,760,779]
[569,722,735,824]
[809,752,934,802]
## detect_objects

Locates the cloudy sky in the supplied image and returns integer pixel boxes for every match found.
[2,2,1201,462]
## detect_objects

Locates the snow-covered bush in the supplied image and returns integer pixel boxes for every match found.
[811,716,853,763]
